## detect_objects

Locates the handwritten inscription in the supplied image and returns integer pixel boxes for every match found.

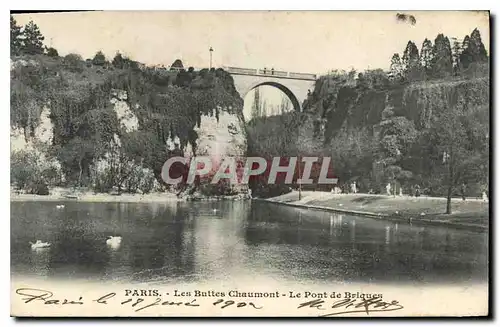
[297,297,404,317]
[16,287,404,316]
[16,288,263,314]
[16,288,84,305]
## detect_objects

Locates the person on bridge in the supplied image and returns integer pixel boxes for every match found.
[271,68,275,75]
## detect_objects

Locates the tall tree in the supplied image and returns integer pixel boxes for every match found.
[459,35,473,70]
[279,94,292,114]
[431,34,453,78]
[22,20,45,55]
[376,102,417,193]
[402,41,419,70]
[460,28,488,70]
[469,28,488,62]
[251,88,261,119]
[420,38,434,75]
[10,15,23,56]
[389,53,403,81]
[451,38,462,72]
[402,41,422,81]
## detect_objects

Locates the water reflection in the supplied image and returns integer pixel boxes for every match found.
[11,200,488,285]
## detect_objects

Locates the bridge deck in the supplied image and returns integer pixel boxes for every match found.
[223,66,317,81]
[148,65,317,81]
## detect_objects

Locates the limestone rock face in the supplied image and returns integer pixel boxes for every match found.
[186,109,248,194]
[91,91,159,193]
[110,89,139,133]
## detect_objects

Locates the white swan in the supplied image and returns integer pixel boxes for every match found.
[106,236,122,248]
[30,240,51,250]
[56,205,65,209]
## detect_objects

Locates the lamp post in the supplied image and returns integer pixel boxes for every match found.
[209,47,213,69]
[298,155,302,201]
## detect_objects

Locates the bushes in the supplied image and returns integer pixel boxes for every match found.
[63,53,84,72]
[91,156,158,194]
[11,150,60,195]
[46,47,59,57]
[92,51,107,66]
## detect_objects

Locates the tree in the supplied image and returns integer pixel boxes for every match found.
[427,95,489,213]
[92,50,107,66]
[10,15,23,56]
[170,59,184,70]
[46,47,59,57]
[469,28,488,62]
[22,20,45,55]
[460,28,488,70]
[375,103,418,193]
[451,38,462,71]
[279,94,292,114]
[112,52,124,69]
[431,34,453,78]
[251,87,261,119]
[420,38,434,75]
[389,53,403,81]
[63,53,84,72]
[402,41,419,71]
[459,35,473,70]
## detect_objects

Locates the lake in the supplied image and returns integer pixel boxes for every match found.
[10,200,488,286]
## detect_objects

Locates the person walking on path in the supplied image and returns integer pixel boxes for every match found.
[461,183,467,201]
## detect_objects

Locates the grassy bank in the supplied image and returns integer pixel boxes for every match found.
[265,191,489,230]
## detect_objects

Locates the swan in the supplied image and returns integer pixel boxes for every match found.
[30,240,51,250]
[106,236,122,248]
[56,205,65,209]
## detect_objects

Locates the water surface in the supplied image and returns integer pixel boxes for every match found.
[11,200,488,285]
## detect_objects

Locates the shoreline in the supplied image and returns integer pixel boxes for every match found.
[256,191,488,232]
[10,189,489,231]
[10,189,251,203]
[10,191,183,203]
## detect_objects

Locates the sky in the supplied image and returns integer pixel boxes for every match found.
[13,11,490,120]
[13,11,489,75]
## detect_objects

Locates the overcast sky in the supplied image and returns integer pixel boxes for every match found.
[14,11,489,75]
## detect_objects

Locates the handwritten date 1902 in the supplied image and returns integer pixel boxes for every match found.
[94,292,262,313]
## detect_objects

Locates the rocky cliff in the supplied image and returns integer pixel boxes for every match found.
[10,55,246,195]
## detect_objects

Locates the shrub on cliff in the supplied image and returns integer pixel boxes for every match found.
[63,53,85,72]
[46,47,59,57]
[92,51,107,66]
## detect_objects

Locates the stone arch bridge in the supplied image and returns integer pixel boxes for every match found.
[222,66,318,112]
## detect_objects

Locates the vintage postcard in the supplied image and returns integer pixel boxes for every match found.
[10,10,489,317]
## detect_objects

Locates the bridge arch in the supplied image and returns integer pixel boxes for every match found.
[245,81,301,113]
[227,67,317,117]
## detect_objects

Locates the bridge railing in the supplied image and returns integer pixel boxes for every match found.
[146,65,317,80]
[224,66,317,80]
[225,67,258,75]
[289,72,317,80]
